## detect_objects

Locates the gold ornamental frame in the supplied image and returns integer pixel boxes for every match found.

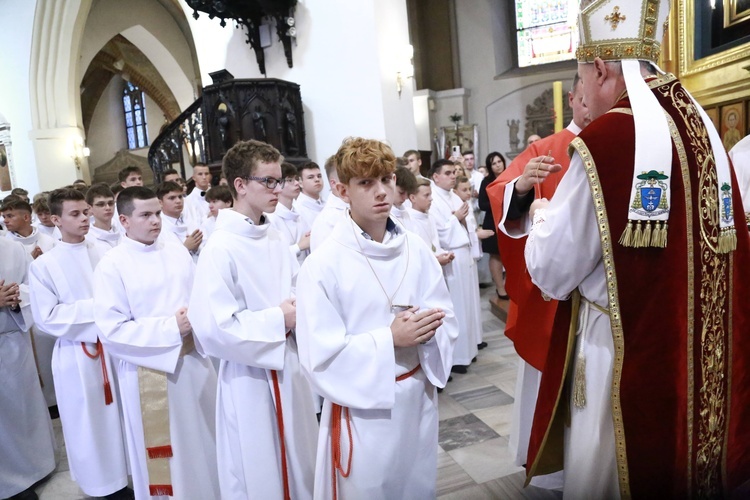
[677,0,750,76]
[724,0,750,27]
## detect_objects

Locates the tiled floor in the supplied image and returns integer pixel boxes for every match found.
[435,288,561,499]
[35,288,561,499]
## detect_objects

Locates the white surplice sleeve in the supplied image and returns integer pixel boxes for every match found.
[296,262,397,410]
[498,176,534,238]
[29,259,98,343]
[413,242,458,388]
[524,152,602,300]
[430,202,469,250]
[188,245,287,369]
[93,256,183,373]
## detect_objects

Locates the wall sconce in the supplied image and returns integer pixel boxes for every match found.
[396,44,415,99]
[70,137,90,170]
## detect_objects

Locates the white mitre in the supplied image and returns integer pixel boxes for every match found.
[577,0,736,252]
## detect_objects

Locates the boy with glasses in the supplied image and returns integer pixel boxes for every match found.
[86,183,121,252]
[189,139,317,499]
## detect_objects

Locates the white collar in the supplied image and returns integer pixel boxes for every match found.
[566,120,582,136]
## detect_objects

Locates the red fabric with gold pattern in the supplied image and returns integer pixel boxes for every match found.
[526,76,750,497]
[485,129,576,370]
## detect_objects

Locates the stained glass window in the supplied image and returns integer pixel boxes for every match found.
[516,0,579,68]
[123,82,149,149]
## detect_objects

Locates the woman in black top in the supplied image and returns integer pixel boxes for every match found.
[478,152,508,299]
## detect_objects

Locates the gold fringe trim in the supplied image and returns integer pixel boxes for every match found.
[651,222,661,247]
[573,352,587,409]
[619,221,634,247]
[633,221,643,247]
[621,220,669,248]
[642,220,652,247]
[717,228,737,254]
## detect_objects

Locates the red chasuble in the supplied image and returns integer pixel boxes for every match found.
[485,128,576,370]
[527,74,750,497]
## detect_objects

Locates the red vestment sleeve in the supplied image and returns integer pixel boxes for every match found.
[485,132,574,370]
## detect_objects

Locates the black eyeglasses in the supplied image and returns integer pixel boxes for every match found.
[244,176,286,189]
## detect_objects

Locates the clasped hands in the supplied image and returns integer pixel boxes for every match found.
[391,307,445,347]
[0,280,21,309]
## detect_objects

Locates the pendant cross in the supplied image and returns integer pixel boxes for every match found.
[605,6,626,30]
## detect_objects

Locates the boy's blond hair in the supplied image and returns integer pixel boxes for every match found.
[335,137,396,184]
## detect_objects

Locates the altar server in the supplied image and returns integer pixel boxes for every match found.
[200,185,233,241]
[294,161,325,230]
[407,179,454,267]
[297,137,457,499]
[428,159,482,373]
[94,186,219,500]
[391,166,417,231]
[156,181,202,255]
[0,238,56,500]
[310,156,348,251]
[267,162,311,266]
[86,183,121,252]
[3,196,58,406]
[3,197,56,258]
[30,188,131,499]
[32,196,61,240]
[183,164,212,225]
[189,139,317,499]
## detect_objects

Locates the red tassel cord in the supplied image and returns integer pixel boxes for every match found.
[81,338,113,405]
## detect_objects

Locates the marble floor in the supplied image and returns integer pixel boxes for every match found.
[436,288,560,499]
[34,287,561,500]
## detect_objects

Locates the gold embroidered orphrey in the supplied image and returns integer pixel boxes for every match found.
[605,6,627,30]
[655,77,730,497]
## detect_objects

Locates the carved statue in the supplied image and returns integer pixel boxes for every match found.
[285,110,298,155]
[217,103,231,152]
[507,119,520,152]
[252,110,267,142]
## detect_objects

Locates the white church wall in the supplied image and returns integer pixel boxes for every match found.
[373,0,419,156]
[453,0,576,162]
[0,0,40,193]
[184,0,418,164]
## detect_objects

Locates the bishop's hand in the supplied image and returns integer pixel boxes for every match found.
[515,156,562,196]
[391,307,445,347]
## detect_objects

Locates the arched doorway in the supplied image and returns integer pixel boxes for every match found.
[28,0,201,189]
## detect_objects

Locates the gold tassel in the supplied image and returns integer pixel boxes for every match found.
[619,221,633,247]
[573,352,587,409]
[642,220,652,247]
[718,228,737,254]
[661,222,668,248]
[651,221,661,248]
[619,221,634,247]
[633,221,644,248]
